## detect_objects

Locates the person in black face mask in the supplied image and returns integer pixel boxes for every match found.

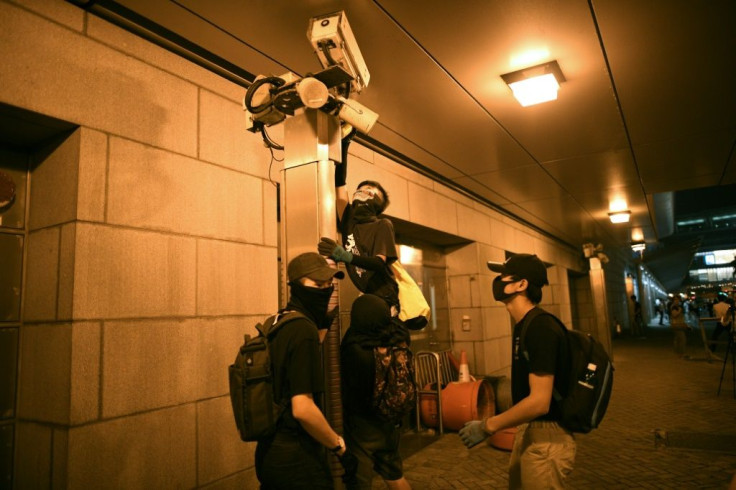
[340,294,413,490]
[459,253,576,489]
[318,127,422,334]
[255,252,358,489]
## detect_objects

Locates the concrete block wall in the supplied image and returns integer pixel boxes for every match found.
[3,1,276,487]
[2,0,586,487]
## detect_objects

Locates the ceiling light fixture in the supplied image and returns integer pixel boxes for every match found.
[501,60,565,107]
[608,210,631,223]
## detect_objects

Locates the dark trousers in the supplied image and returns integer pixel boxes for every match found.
[255,430,332,489]
[710,322,732,353]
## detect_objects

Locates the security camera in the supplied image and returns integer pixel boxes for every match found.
[308,10,370,93]
[244,11,378,145]
[334,96,378,134]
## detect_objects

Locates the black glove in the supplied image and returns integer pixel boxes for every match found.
[318,237,353,263]
[335,125,357,188]
[338,448,358,484]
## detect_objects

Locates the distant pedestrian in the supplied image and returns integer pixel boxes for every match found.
[654,299,664,325]
[631,295,644,337]
[669,296,690,357]
[710,293,734,354]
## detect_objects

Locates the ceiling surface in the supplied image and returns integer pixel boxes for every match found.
[78,0,736,256]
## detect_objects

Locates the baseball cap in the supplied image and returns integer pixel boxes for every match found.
[487,253,549,287]
[287,252,345,282]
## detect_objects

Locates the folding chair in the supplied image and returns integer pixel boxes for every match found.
[413,350,458,435]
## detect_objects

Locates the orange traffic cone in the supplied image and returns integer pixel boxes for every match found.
[458,350,471,382]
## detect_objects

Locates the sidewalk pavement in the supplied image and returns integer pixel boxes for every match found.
[387,325,736,489]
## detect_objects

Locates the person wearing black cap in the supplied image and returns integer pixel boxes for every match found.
[255,252,357,489]
[459,253,575,489]
[341,294,413,490]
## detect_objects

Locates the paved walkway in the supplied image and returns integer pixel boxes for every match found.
[384,325,736,489]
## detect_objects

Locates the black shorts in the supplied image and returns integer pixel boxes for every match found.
[344,413,403,483]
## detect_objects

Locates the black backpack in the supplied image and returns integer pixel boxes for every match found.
[372,343,417,422]
[228,311,306,442]
[519,307,614,434]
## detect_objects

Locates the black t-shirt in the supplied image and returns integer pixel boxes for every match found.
[340,341,380,420]
[339,207,399,308]
[269,314,325,434]
[511,309,569,421]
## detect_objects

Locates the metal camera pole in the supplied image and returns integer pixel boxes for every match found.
[281,109,346,484]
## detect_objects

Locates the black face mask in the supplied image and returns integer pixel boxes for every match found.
[352,197,382,222]
[289,282,334,328]
[492,276,521,302]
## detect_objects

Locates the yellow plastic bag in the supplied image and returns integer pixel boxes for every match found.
[391,261,430,323]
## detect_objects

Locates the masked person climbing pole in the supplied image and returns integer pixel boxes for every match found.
[318,127,423,332]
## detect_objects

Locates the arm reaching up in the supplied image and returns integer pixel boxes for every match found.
[335,125,356,220]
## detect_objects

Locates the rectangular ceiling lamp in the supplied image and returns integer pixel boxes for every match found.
[608,210,631,223]
[501,60,565,107]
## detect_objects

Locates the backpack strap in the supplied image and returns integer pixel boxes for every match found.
[256,310,310,426]
[257,311,309,339]
[518,307,563,356]
[518,306,567,403]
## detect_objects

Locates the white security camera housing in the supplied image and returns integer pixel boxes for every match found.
[336,96,378,134]
[308,11,370,94]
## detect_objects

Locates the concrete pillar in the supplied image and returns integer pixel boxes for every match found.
[281,109,343,480]
[588,257,613,358]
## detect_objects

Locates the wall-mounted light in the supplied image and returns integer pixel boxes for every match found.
[631,241,646,253]
[608,210,631,223]
[398,244,422,266]
[501,60,565,107]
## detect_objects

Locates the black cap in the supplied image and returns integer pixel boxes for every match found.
[288,252,344,282]
[487,253,549,287]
